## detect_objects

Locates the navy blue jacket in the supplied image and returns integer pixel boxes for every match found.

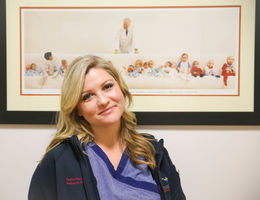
[28,135,186,200]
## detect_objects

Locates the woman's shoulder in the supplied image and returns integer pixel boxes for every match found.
[40,140,72,166]
[139,132,165,149]
[28,141,73,200]
[30,140,74,185]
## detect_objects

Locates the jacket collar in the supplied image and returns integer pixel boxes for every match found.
[69,135,84,160]
[68,135,101,200]
[150,138,165,167]
[69,134,165,165]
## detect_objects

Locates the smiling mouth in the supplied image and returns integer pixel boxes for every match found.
[99,106,115,115]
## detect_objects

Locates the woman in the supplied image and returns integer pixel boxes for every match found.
[28,55,186,200]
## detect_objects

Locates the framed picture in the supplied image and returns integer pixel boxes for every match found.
[0,0,259,125]
[21,6,240,96]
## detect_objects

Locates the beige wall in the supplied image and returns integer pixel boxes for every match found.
[0,125,260,200]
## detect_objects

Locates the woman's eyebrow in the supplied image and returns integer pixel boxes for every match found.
[81,89,91,95]
[101,79,114,86]
[81,79,114,94]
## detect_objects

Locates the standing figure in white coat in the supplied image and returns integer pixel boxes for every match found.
[114,18,138,54]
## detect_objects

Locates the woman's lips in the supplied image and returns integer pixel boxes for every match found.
[99,106,115,115]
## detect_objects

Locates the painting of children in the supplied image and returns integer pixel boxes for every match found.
[21,7,240,95]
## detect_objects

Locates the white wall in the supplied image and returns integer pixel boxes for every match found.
[0,125,260,200]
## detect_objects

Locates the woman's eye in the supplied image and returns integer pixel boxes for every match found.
[82,93,92,101]
[104,83,114,90]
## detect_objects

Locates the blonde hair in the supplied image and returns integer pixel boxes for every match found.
[43,55,156,169]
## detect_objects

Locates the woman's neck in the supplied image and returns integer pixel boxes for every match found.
[91,122,123,149]
[91,121,127,170]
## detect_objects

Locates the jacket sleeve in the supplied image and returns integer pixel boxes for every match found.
[28,153,57,200]
[163,147,186,200]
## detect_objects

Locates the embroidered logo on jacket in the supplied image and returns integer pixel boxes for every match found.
[161,177,170,193]
[66,177,83,185]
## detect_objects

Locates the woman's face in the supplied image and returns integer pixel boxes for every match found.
[77,67,125,129]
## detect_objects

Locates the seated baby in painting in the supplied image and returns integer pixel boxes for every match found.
[176,53,191,81]
[163,61,177,78]
[161,61,172,74]
[176,53,191,74]
[148,60,167,77]
[129,59,143,77]
[191,61,204,77]
[204,60,220,78]
[44,51,58,76]
[126,65,134,73]
[31,63,45,76]
[141,62,152,76]
[25,63,44,76]
[148,60,160,77]
[58,59,68,77]
[25,64,33,76]
[221,56,236,86]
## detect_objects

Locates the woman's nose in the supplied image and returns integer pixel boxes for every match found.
[97,92,109,106]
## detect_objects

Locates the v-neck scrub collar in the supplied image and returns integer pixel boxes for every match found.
[85,142,160,200]
[90,143,128,175]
